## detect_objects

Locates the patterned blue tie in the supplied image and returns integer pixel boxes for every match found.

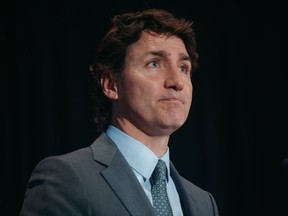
[151,160,173,216]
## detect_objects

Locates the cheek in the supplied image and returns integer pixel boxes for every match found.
[190,85,193,99]
[131,85,157,110]
[121,80,146,105]
[188,82,193,96]
[125,76,154,95]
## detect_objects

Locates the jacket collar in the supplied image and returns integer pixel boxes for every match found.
[90,133,156,216]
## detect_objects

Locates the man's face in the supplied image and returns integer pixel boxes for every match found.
[110,31,193,137]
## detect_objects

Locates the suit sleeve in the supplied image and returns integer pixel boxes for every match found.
[19,156,91,216]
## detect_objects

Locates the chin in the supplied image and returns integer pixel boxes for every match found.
[160,122,185,134]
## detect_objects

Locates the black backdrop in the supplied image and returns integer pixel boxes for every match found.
[3,0,288,215]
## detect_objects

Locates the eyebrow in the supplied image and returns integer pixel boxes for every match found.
[146,50,191,63]
[179,53,191,63]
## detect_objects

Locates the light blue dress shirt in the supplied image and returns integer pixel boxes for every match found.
[106,125,184,216]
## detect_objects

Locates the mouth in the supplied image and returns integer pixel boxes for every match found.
[159,97,184,104]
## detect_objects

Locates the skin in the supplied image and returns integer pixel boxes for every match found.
[101,31,193,157]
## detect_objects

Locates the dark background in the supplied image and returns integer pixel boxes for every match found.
[3,0,288,215]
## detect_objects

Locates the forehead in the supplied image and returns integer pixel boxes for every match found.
[127,31,187,55]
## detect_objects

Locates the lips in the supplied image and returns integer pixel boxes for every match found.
[159,93,185,104]
[160,97,183,103]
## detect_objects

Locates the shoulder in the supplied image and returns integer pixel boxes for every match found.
[36,146,91,170]
[170,162,219,215]
[32,133,108,175]
[180,176,212,199]
[36,132,111,167]
[32,132,117,179]
[179,176,219,215]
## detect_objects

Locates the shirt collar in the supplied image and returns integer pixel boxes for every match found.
[106,125,171,182]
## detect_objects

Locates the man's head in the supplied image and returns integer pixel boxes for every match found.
[90,8,198,133]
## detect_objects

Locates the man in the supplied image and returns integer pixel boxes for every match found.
[20,8,219,216]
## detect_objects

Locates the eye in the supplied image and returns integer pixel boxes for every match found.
[179,65,190,74]
[147,61,159,68]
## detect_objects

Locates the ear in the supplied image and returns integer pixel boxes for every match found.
[100,71,119,100]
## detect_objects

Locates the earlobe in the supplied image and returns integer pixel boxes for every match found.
[100,71,118,100]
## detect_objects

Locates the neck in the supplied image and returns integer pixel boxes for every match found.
[111,121,171,158]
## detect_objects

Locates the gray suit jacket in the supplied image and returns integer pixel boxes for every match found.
[20,133,219,216]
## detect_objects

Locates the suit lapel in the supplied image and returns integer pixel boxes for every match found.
[91,133,202,216]
[170,162,197,216]
[91,133,156,216]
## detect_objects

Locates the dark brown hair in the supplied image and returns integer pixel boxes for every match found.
[89,8,198,132]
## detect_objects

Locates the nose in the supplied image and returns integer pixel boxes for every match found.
[164,68,185,91]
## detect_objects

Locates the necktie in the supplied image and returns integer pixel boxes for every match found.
[151,159,173,216]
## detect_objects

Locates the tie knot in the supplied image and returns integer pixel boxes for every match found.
[152,160,167,182]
